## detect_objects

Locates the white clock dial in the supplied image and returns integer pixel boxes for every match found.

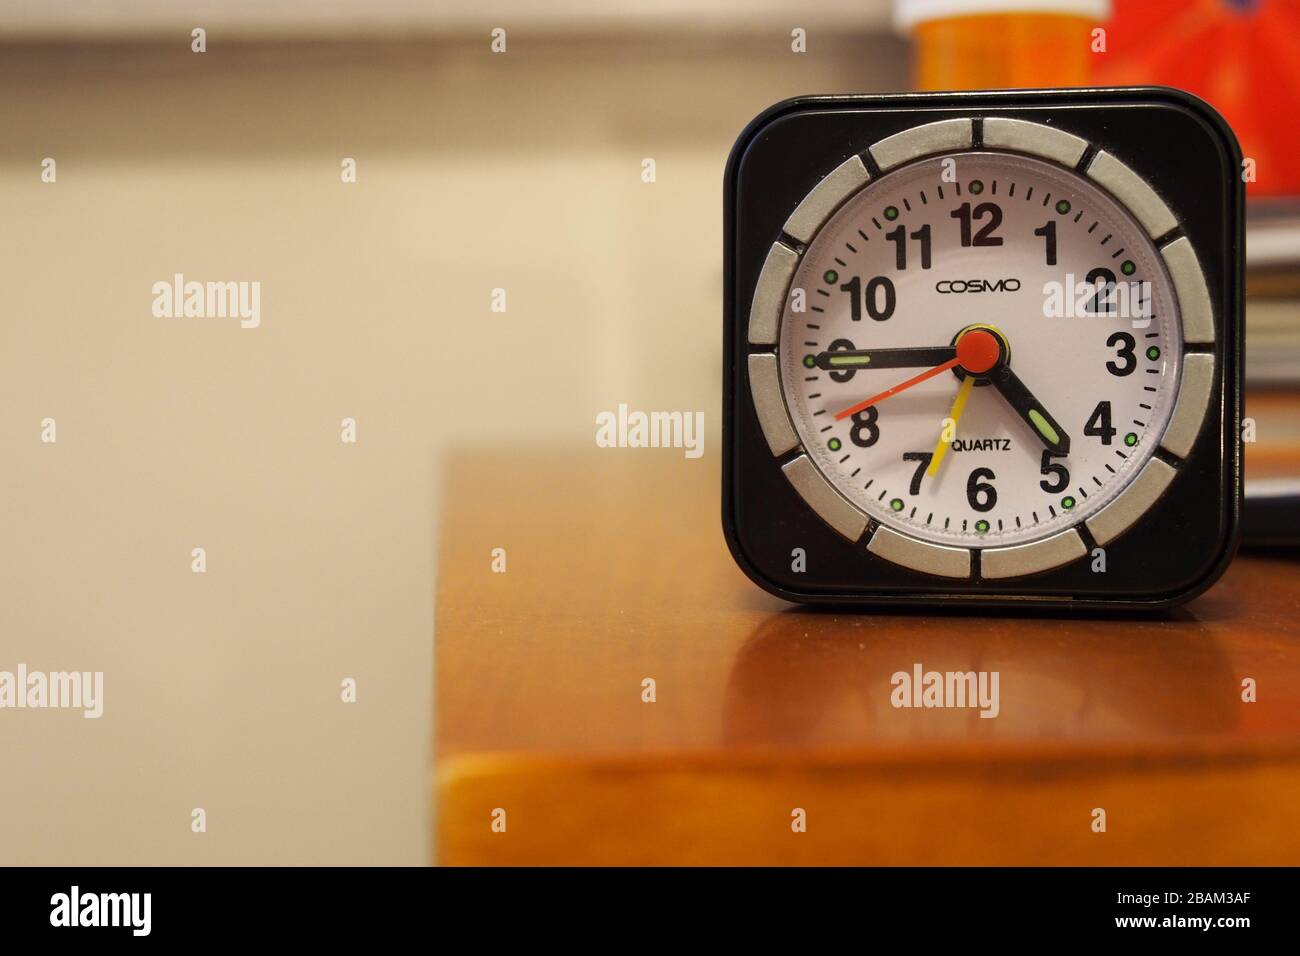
[777,150,1184,555]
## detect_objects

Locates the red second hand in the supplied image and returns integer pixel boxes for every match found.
[832,357,961,421]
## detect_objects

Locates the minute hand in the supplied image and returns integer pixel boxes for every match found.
[988,367,1071,456]
[814,345,955,371]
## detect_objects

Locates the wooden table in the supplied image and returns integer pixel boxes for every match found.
[435,394,1300,865]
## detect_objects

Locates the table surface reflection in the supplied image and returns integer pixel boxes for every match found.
[436,411,1300,864]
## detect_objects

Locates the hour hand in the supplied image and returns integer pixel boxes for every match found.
[989,367,1071,456]
[813,345,956,372]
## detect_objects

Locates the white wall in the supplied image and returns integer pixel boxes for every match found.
[0,31,907,864]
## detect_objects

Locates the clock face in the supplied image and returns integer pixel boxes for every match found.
[777,150,1184,555]
[729,93,1239,606]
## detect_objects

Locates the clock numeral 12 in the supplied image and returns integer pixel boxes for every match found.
[951,202,1003,247]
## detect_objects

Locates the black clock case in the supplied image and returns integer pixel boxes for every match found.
[722,88,1243,610]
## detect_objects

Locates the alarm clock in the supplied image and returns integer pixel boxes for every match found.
[723,88,1242,609]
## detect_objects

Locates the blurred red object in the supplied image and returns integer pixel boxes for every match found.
[1095,0,1300,198]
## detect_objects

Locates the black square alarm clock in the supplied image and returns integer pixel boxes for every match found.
[722,88,1243,609]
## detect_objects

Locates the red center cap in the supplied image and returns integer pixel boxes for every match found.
[955,328,1002,375]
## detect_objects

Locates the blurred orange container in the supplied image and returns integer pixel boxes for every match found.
[896,0,1111,90]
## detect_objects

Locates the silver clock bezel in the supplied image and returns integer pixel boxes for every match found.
[745,116,1216,580]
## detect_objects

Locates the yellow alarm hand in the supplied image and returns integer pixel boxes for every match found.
[927,373,975,478]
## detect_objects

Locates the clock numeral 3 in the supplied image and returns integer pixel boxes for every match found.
[1106,331,1137,376]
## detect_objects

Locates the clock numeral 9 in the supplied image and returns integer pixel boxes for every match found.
[840,275,896,322]
[1084,400,1116,444]
[951,202,1003,247]
[827,339,858,382]
[885,224,932,270]
[966,467,997,513]
[1106,331,1137,376]
[849,406,880,448]
[1039,450,1070,493]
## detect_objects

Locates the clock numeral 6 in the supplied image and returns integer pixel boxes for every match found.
[1039,450,1070,493]
[966,467,997,513]
[839,275,896,322]
[849,406,880,448]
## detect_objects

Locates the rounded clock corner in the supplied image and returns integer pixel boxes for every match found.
[724,96,825,190]
[1181,511,1243,603]
[722,97,842,196]
[718,510,808,607]
[1130,85,1245,166]
[1128,512,1241,611]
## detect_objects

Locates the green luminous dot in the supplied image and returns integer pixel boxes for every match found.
[1146,346,1161,361]
[1125,432,1138,447]
[1121,260,1136,276]
[803,354,816,368]
[974,519,990,533]
[890,498,904,512]
[828,437,842,452]
[884,206,899,221]
[969,180,984,195]
[1056,199,1071,214]
[823,269,839,284]
[1061,496,1076,510]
